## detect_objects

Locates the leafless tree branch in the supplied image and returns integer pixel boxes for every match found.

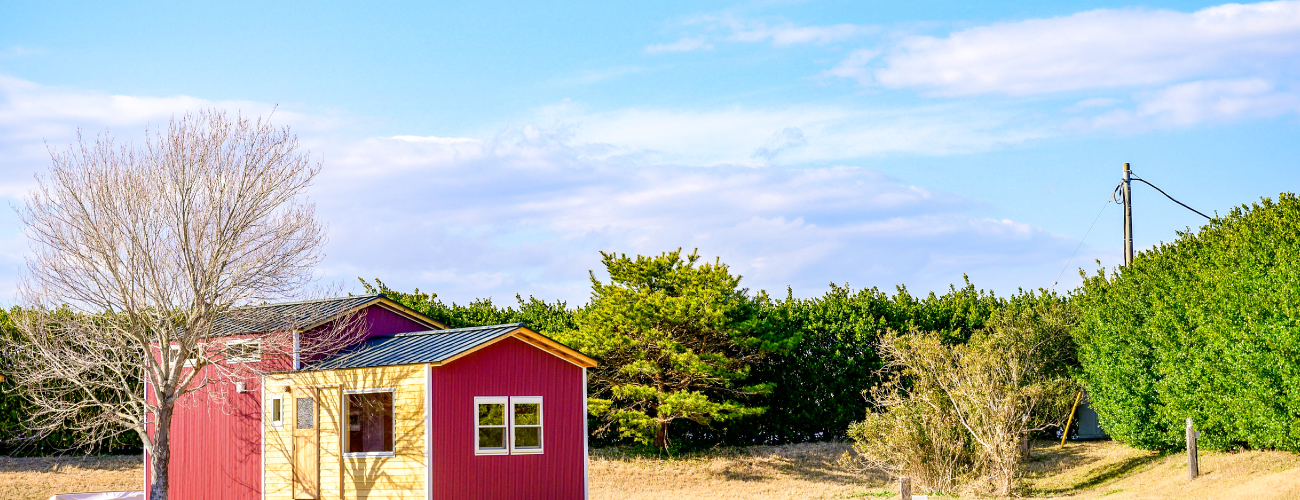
[0,109,349,500]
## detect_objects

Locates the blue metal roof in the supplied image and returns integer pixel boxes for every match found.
[309,323,527,370]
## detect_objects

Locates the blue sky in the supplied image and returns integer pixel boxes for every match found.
[1,0,1298,304]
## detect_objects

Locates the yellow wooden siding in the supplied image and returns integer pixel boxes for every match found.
[264,364,427,500]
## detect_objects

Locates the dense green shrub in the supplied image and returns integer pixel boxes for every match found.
[360,278,577,335]
[1074,193,1300,451]
[712,280,1006,445]
[370,275,1023,447]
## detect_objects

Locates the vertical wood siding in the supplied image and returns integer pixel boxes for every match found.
[430,337,586,500]
[264,365,428,500]
[167,375,264,500]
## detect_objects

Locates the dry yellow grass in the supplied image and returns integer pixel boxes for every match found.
[0,455,142,500]
[2,440,1298,500]
[1023,439,1300,500]
[589,442,890,500]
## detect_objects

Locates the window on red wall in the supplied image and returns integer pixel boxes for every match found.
[475,396,543,455]
[511,397,543,454]
[346,389,394,456]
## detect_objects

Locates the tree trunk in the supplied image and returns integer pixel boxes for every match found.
[653,421,669,450]
[149,406,173,500]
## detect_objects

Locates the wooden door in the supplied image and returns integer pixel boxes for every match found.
[293,387,320,500]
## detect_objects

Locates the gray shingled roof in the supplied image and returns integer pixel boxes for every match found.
[210,294,388,337]
[309,323,526,370]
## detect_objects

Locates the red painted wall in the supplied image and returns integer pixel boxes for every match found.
[430,337,587,500]
[148,303,435,500]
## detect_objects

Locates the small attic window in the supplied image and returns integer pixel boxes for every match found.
[225,339,261,363]
[169,344,202,368]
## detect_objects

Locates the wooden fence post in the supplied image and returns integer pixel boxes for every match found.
[1186,418,1199,480]
[900,476,912,500]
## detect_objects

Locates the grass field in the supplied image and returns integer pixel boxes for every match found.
[2,440,1298,500]
[0,455,141,500]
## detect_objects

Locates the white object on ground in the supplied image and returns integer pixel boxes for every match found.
[49,491,144,500]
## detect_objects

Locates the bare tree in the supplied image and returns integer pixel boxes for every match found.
[0,110,349,500]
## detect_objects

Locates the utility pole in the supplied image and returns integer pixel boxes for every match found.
[1123,162,1133,266]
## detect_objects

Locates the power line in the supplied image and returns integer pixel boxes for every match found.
[1130,174,1212,220]
[1052,191,1113,289]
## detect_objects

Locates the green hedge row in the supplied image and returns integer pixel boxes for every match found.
[368,278,1063,446]
[1073,193,1300,451]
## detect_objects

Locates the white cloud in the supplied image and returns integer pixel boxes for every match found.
[826,48,880,83]
[318,130,1080,302]
[648,15,874,54]
[727,20,875,46]
[1135,78,1300,125]
[1070,78,1300,130]
[644,36,713,54]
[842,0,1300,96]
[1,46,47,58]
[541,103,1053,165]
[0,75,1088,304]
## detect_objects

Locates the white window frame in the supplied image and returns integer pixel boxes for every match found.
[510,396,544,455]
[169,344,203,368]
[225,339,262,364]
[343,387,396,458]
[270,394,288,428]
[474,396,509,455]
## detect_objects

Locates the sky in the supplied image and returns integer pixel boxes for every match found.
[1,0,1297,305]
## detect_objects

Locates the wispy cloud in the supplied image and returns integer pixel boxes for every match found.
[0,46,47,58]
[0,75,1088,304]
[841,0,1300,96]
[725,19,875,46]
[644,36,712,54]
[319,129,1079,301]
[646,15,875,54]
[1079,78,1300,130]
[542,103,1054,165]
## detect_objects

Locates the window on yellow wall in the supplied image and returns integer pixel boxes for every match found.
[345,389,394,457]
[271,396,285,428]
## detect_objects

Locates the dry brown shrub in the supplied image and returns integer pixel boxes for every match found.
[843,301,1078,496]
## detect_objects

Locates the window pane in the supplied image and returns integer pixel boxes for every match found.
[272,398,281,422]
[478,403,504,426]
[347,392,394,453]
[515,427,541,448]
[296,398,314,429]
[228,342,260,361]
[514,404,540,425]
[478,428,505,449]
